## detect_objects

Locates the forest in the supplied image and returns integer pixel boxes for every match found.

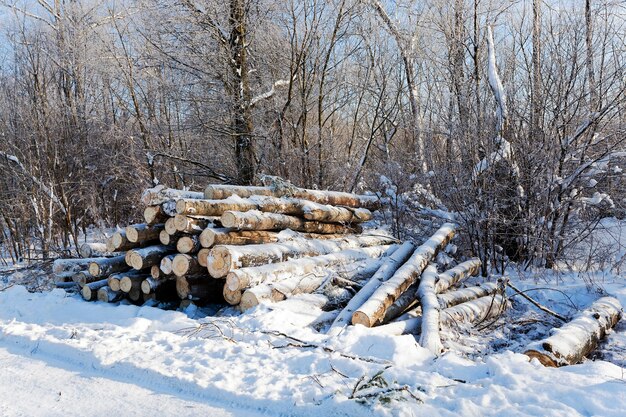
[0,0,624,273]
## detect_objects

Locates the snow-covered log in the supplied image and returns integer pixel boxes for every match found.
[204,184,379,210]
[72,271,99,287]
[437,282,499,309]
[81,279,109,301]
[143,205,169,225]
[418,265,444,355]
[88,255,129,277]
[173,215,214,233]
[97,286,124,303]
[301,201,372,223]
[223,286,243,305]
[238,247,391,311]
[375,294,508,336]
[434,258,482,293]
[226,245,395,291]
[78,243,108,258]
[380,281,419,324]
[221,210,360,234]
[172,254,205,277]
[126,245,173,270]
[208,234,395,278]
[120,274,147,293]
[53,257,104,275]
[141,277,167,294]
[176,235,201,254]
[125,223,164,243]
[199,228,280,248]
[141,185,203,206]
[524,297,622,367]
[106,231,143,252]
[328,241,416,334]
[351,224,456,327]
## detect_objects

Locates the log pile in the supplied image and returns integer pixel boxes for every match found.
[53,183,397,308]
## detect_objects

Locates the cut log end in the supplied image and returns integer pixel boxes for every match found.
[223,286,242,305]
[239,291,259,311]
[524,349,558,367]
[87,263,100,277]
[351,311,373,328]
[207,248,231,278]
[220,211,238,229]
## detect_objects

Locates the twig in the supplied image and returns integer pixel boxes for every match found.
[506,282,568,322]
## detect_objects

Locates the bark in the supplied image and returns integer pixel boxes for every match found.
[126,223,164,243]
[144,205,169,225]
[53,257,105,274]
[172,254,205,277]
[227,245,395,292]
[141,185,203,206]
[418,265,444,355]
[328,241,416,334]
[173,214,215,233]
[176,235,201,254]
[88,255,129,277]
[126,245,174,270]
[524,297,622,367]
[107,231,150,252]
[352,223,456,327]
[72,270,100,287]
[81,279,109,301]
[301,201,372,223]
[221,210,361,234]
[204,184,380,210]
[78,242,108,258]
[120,274,147,293]
[159,230,181,246]
[437,282,499,309]
[200,228,280,248]
[97,286,124,303]
[208,234,396,278]
[434,258,482,293]
[107,273,122,292]
[175,198,257,216]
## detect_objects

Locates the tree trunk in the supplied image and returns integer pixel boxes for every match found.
[107,231,146,252]
[164,217,178,235]
[352,224,456,327]
[72,270,101,287]
[524,297,622,367]
[126,245,174,270]
[176,235,201,254]
[126,223,164,243]
[434,258,482,293]
[141,185,203,206]
[418,265,444,355]
[328,241,416,334]
[144,205,169,225]
[172,254,205,277]
[88,255,129,277]
[81,279,109,301]
[97,286,124,303]
[159,254,177,275]
[173,214,215,233]
[437,282,499,309]
[221,210,361,234]
[208,234,396,278]
[120,274,147,293]
[200,228,280,248]
[78,242,108,258]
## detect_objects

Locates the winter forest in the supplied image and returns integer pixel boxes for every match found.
[1,0,626,416]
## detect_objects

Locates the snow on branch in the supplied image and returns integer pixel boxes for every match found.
[250,78,292,107]
[487,26,507,133]
[0,151,67,214]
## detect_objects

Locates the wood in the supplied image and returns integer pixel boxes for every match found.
[97,286,124,303]
[198,248,210,267]
[141,277,164,294]
[380,281,420,325]
[524,297,622,367]
[176,235,201,254]
[328,241,416,334]
[126,245,174,270]
[221,210,360,234]
[53,257,104,275]
[151,265,173,280]
[120,275,146,293]
[226,245,395,292]
[352,223,456,327]
[437,282,499,309]
[78,242,108,258]
[208,234,395,278]
[160,254,177,275]
[81,279,109,301]
[128,287,142,302]
[175,198,257,216]
[125,223,164,243]
[199,228,280,248]
[173,214,214,233]
[418,265,444,355]
[159,230,184,246]
[164,217,178,235]
[172,254,206,277]
[107,273,122,292]
[239,250,390,311]
[434,258,482,293]
[141,185,203,206]
[144,205,169,225]
[72,270,100,287]
[301,200,372,223]
[106,231,142,252]
[223,286,243,305]
[88,255,129,277]
[203,184,380,210]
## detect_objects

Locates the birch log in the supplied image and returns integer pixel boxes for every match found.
[159,230,180,246]
[144,205,169,225]
[172,254,206,277]
[78,243,108,258]
[176,235,201,254]
[223,286,243,305]
[418,265,444,355]
[53,257,105,275]
[141,185,203,206]
[126,245,174,270]
[204,184,379,210]
[352,223,456,327]
[437,283,499,309]
[72,271,99,287]
[226,245,394,291]
[328,241,416,334]
[199,228,280,248]
[301,200,372,223]
[164,218,178,235]
[88,255,129,277]
[160,254,177,275]
[208,234,395,278]
[106,231,147,252]
[524,297,622,367]
[81,279,109,301]
[173,215,216,233]
[434,258,482,293]
[97,286,124,303]
[221,210,360,234]
[198,248,210,267]
[126,223,164,243]
[120,275,147,293]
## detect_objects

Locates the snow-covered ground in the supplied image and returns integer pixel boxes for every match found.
[1,219,625,416]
